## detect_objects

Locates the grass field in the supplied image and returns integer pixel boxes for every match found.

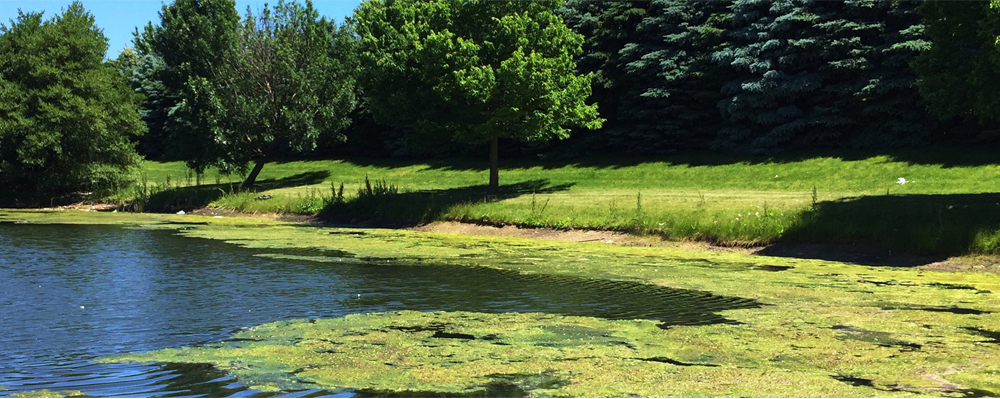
[119,147,1000,256]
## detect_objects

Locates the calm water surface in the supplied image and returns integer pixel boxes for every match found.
[0,223,757,397]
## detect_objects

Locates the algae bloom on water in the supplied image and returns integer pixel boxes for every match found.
[100,310,953,398]
[9,390,84,398]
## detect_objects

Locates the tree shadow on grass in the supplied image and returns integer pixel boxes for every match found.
[763,193,1000,266]
[320,179,575,228]
[145,171,330,212]
[334,145,1000,175]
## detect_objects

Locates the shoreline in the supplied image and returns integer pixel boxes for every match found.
[41,203,1000,275]
[5,205,1000,397]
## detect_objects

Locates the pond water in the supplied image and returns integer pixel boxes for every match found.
[0,223,758,397]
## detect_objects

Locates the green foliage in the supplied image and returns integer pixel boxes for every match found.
[0,2,143,197]
[110,47,177,159]
[554,0,938,155]
[559,0,731,154]
[140,0,356,188]
[712,0,936,153]
[356,175,398,199]
[353,0,602,189]
[913,0,1000,124]
[848,1,936,147]
[10,389,84,398]
[106,47,139,78]
[216,1,357,182]
[134,0,241,168]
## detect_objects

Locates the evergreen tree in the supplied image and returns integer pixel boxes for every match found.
[107,47,139,78]
[713,0,934,152]
[559,0,732,154]
[0,3,143,195]
[557,0,648,153]
[611,0,731,152]
[846,0,936,147]
[713,0,840,152]
[129,52,173,159]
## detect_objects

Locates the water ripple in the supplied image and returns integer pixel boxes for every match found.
[0,223,758,397]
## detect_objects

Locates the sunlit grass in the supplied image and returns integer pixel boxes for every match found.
[122,147,1000,254]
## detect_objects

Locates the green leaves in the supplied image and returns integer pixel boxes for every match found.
[913,1,1000,124]
[559,0,732,154]
[0,2,142,195]
[354,0,601,144]
[141,0,357,187]
[353,0,600,190]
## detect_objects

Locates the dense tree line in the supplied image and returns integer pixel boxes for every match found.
[555,0,998,155]
[340,0,998,157]
[123,0,599,190]
[914,0,1000,125]
[4,0,1000,198]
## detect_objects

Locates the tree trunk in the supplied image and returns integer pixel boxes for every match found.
[243,159,266,190]
[489,136,499,194]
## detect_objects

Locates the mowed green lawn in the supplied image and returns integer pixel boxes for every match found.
[131,147,1000,255]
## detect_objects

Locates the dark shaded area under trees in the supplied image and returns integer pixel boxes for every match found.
[552,0,999,156]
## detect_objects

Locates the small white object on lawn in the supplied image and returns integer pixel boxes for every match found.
[176,210,185,215]
[897,177,907,185]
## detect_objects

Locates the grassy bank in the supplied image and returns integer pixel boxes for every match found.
[3,210,997,397]
[118,147,1000,255]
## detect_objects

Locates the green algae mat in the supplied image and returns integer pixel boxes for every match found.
[3,209,1000,397]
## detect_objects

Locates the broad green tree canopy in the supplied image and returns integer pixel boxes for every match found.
[353,0,602,191]
[0,2,143,196]
[139,0,356,188]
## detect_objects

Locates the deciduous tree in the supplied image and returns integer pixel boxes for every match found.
[0,2,143,196]
[141,0,356,188]
[353,0,602,192]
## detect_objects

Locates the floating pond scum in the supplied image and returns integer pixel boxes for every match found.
[1,210,1000,397]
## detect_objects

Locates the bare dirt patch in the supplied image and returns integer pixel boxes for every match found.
[52,202,118,212]
[411,221,637,245]
[187,207,318,223]
[413,222,768,253]
[920,256,1000,274]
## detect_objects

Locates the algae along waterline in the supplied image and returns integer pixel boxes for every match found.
[1,210,999,398]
